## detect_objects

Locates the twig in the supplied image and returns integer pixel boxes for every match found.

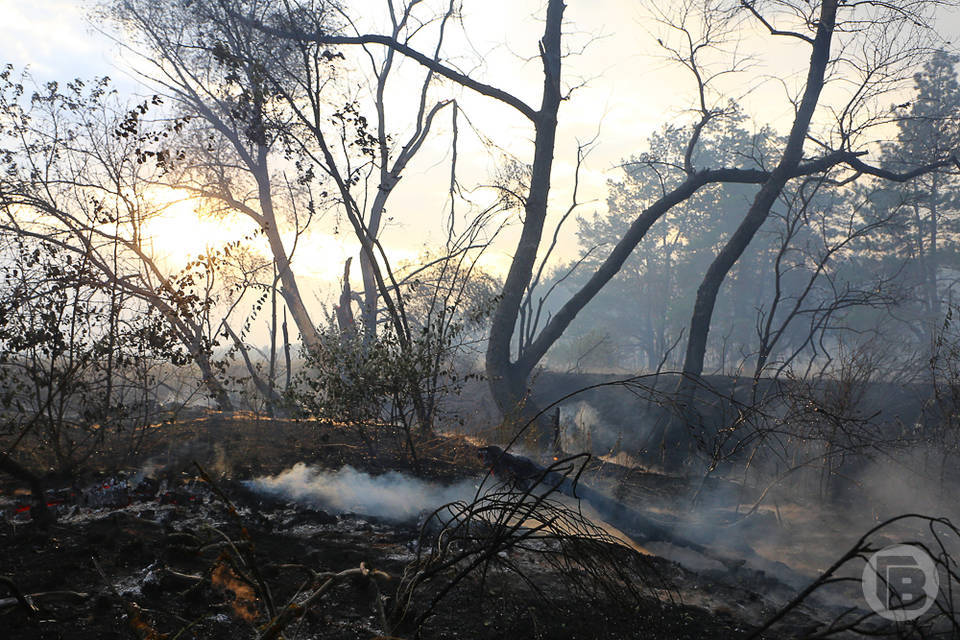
[257,563,390,640]
[0,576,40,617]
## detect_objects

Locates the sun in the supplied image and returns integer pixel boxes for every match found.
[141,187,360,285]
[138,188,441,291]
[143,188,260,269]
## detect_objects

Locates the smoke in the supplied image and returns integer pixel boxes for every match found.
[134,437,230,482]
[245,463,478,521]
[561,401,623,453]
[851,445,960,522]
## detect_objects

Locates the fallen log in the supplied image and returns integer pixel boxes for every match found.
[477,445,741,566]
[0,590,88,612]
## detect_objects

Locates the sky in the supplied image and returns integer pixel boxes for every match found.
[0,0,680,282]
[2,0,960,304]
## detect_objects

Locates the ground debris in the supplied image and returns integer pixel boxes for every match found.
[0,420,894,639]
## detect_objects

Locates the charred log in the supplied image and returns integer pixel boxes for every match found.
[478,445,740,564]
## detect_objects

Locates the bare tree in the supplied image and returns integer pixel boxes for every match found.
[748,179,896,393]
[105,0,464,347]
[669,0,958,466]
[0,72,242,409]
[105,0,330,355]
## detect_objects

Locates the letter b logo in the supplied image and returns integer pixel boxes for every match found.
[863,545,939,621]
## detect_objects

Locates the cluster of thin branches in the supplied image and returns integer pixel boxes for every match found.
[390,453,675,634]
[748,514,960,638]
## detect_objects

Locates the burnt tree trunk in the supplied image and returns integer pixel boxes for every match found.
[663,0,840,469]
[484,0,565,447]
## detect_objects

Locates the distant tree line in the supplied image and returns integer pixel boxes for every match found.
[553,51,960,383]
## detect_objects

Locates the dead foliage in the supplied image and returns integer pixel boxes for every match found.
[389,453,675,635]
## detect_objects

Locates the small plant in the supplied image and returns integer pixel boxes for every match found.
[0,234,185,512]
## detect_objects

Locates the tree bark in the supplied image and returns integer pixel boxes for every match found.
[253,159,322,355]
[194,349,234,411]
[926,172,940,351]
[664,0,840,468]
[484,0,565,446]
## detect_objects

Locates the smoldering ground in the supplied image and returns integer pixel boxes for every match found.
[246,463,479,521]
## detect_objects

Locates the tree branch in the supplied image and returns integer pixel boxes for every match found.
[227,13,539,121]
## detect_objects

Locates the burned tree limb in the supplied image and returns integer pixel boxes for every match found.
[477,445,743,565]
[0,576,41,617]
[257,563,390,640]
[0,589,88,613]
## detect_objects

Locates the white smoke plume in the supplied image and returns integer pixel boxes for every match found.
[562,401,618,452]
[246,463,478,521]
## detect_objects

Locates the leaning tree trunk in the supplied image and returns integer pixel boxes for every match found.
[661,0,840,470]
[484,0,565,448]
[194,349,234,411]
[254,162,323,356]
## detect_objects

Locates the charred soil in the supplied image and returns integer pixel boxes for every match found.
[0,414,860,639]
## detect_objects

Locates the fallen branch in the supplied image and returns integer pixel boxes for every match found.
[0,590,88,612]
[257,562,391,640]
[478,445,745,567]
[91,557,163,640]
[0,576,40,617]
[157,569,204,588]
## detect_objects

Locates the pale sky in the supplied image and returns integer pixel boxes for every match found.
[2,0,959,298]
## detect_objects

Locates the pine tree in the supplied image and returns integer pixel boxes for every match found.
[568,110,783,371]
[877,50,960,347]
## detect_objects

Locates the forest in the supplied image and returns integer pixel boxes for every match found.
[2,0,960,638]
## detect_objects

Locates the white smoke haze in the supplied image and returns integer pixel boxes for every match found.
[560,402,597,452]
[561,401,624,453]
[246,463,479,521]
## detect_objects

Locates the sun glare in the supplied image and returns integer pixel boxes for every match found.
[143,189,259,269]
[142,188,369,284]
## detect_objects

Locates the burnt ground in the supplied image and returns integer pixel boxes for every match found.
[0,414,912,639]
